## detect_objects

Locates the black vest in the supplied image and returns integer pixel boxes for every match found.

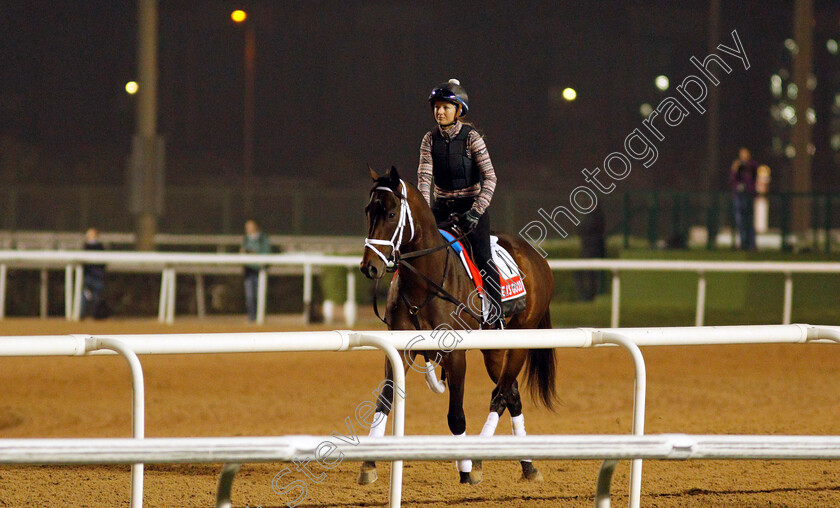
[431,125,477,191]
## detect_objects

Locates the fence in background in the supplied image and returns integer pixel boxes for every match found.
[3,251,840,327]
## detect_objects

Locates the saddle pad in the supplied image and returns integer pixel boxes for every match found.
[439,230,484,293]
[439,230,527,302]
[490,235,527,302]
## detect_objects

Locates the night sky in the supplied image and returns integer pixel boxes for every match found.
[2,1,838,193]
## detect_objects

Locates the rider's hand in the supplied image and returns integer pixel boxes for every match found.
[464,209,481,233]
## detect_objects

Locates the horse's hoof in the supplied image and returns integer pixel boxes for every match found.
[358,463,378,485]
[519,461,544,482]
[459,470,482,485]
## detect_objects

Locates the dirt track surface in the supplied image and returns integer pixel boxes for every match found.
[0,315,839,507]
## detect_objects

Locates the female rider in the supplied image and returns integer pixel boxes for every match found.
[417,79,503,329]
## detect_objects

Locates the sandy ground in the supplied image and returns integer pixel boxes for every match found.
[0,314,839,507]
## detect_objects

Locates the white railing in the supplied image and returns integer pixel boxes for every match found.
[1,325,838,507]
[0,230,362,253]
[0,250,360,325]
[3,251,840,327]
[547,258,840,327]
[2,434,840,508]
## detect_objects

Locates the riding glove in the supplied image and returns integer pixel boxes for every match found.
[464,208,482,233]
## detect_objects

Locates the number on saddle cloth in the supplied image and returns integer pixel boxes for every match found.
[438,230,528,316]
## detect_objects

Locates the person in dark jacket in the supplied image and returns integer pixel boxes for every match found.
[241,220,271,322]
[417,79,503,328]
[81,228,106,319]
[730,147,758,250]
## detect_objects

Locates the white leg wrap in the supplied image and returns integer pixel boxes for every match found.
[510,414,531,462]
[510,414,526,436]
[454,432,472,472]
[424,361,446,394]
[369,411,387,438]
[480,412,499,437]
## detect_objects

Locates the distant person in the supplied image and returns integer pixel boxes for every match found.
[81,228,107,319]
[241,220,270,322]
[730,147,758,250]
[575,206,605,301]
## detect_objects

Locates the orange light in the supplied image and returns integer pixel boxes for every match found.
[231,10,247,23]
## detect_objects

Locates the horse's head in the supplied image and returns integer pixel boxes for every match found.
[360,165,415,280]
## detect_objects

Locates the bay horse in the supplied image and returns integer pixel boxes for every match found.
[358,166,556,485]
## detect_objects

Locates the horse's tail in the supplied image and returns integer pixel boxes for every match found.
[525,310,558,410]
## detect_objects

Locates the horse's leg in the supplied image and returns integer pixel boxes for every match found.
[442,350,479,484]
[357,355,404,485]
[508,310,554,482]
[469,350,506,481]
[494,349,544,482]
[507,378,544,482]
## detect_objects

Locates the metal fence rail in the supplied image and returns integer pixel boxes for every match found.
[1,325,838,508]
[4,250,840,327]
[1,434,839,508]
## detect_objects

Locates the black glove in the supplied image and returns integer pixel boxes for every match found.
[463,208,482,233]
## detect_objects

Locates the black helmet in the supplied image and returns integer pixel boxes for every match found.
[428,78,469,116]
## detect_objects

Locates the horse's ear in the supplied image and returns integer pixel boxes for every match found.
[368,164,379,181]
[388,165,400,182]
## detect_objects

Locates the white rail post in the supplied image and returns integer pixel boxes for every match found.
[39,269,48,319]
[610,270,620,328]
[597,331,647,508]
[302,263,312,324]
[73,264,84,321]
[215,463,241,508]
[256,267,267,325]
[783,272,793,325]
[195,274,206,319]
[354,333,406,508]
[157,269,168,323]
[695,272,706,327]
[595,459,619,508]
[166,268,176,325]
[90,338,145,508]
[345,268,357,327]
[65,265,73,321]
[0,263,7,320]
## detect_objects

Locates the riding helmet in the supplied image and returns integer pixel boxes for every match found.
[428,79,469,116]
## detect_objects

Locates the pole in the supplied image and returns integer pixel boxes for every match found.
[791,0,814,237]
[705,0,721,195]
[136,0,159,251]
[243,24,256,218]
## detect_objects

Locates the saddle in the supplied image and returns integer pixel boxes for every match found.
[439,230,527,316]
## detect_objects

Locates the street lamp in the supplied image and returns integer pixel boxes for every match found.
[231,9,256,217]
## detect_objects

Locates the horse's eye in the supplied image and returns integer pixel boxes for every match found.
[388,212,396,218]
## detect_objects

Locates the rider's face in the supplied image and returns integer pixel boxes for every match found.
[433,101,458,126]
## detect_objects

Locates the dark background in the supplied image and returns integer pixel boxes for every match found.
[1,1,839,196]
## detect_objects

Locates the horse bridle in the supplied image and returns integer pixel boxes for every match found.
[364,180,415,270]
[364,179,483,329]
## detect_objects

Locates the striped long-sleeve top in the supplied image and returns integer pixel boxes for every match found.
[417,121,497,215]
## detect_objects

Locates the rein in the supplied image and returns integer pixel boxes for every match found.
[366,180,483,329]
